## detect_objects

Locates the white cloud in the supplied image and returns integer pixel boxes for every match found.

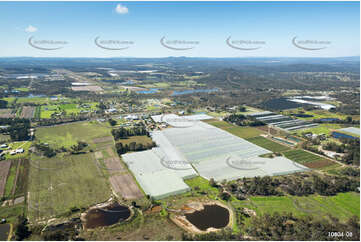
[115,4,128,14]
[25,25,38,33]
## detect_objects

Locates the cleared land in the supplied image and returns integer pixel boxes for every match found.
[36,121,111,149]
[72,86,103,92]
[283,149,335,169]
[232,192,359,222]
[40,102,98,119]
[204,119,264,139]
[94,147,143,200]
[0,160,11,197]
[109,173,143,200]
[246,136,290,153]
[0,109,14,118]
[28,153,112,221]
[20,106,35,118]
[117,135,154,146]
[294,123,344,135]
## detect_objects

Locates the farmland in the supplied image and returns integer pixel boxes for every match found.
[35,121,111,149]
[93,147,143,199]
[282,108,350,121]
[232,192,359,223]
[28,153,112,221]
[20,106,36,118]
[246,136,290,153]
[40,102,98,119]
[283,149,336,169]
[0,160,11,198]
[204,119,264,139]
[294,123,344,135]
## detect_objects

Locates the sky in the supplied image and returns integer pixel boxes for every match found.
[0,1,359,57]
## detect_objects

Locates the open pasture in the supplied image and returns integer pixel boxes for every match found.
[28,153,111,221]
[232,192,359,223]
[35,121,111,149]
[40,102,98,119]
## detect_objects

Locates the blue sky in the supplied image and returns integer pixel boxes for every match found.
[0,1,359,57]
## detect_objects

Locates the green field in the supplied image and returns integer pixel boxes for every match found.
[246,136,290,152]
[3,161,17,198]
[282,108,347,121]
[184,176,219,199]
[283,149,323,163]
[294,123,344,136]
[14,87,30,92]
[35,121,111,149]
[40,102,98,119]
[205,120,264,139]
[232,192,359,223]
[118,135,153,146]
[28,153,112,221]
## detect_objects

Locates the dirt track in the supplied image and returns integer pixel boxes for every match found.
[0,160,12,197]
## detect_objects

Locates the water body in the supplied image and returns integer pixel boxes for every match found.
[0,224,10,241]
[136,88,159,94]
[84,203,131,229]
[185,205,229,231]
[332,132,358,140]
[319,118,340,122]
[27,94,46,98]
[171,88,218,96]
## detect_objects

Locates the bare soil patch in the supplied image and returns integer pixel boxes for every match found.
[72,86,103,92]
[93,136,114,144]
[0,109,14,118]
[109,174,143,200]
[304,159,335,169]
[20,106,35,118]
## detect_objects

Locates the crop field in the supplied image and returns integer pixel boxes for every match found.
[204,119,264,139]
[246,136,290,152]
[35,121,111,149]
[232,192,359,223]
[282,149,335,169]
[28,153,112,221]
[2,160,17,199]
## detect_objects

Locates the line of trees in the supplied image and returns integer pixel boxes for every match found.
[111,126,148,140]
[224,114,265,126]
[115,141,156,155]
[0,118,30,141]
[223,173,359,198]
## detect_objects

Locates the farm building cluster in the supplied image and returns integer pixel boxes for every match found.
[122,114,309,199]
